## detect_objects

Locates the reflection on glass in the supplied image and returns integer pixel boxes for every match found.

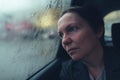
[0,0,71,80]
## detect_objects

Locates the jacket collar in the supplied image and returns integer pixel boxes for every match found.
[71,60,90,80]
[70,47,120,80]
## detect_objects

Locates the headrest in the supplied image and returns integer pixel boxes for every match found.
[112,23,120,48]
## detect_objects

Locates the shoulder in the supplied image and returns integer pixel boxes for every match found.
[104,48,120,63]
[104,47,120,78]
[60,60,73,80]
[60,60,84,80]
[61,59,73,73]
[61,59,85,70]
[104,47,120,70]
[60,60,90,80]
[60,59,87,79]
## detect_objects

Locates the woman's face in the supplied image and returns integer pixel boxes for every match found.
[57,13,103,61]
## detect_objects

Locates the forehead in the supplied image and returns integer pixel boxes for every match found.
[58,13,80,25]
[57,12,89,31]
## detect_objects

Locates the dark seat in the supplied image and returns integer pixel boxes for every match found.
[111,23,120,54]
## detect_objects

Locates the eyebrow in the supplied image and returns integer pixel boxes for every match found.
[65,24,78,31]
[57,23,78,33]
[57,24,71,33]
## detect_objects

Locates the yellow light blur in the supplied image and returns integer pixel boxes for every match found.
[104,10,120,21]
[34,8,61,29]
[40,13,54,28]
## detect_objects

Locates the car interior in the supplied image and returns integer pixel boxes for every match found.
[26,0,120,80]
[112,23,120,55]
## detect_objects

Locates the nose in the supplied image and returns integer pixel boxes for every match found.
[62,34,72,46]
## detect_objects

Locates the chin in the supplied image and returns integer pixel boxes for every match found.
[71,56,82,61]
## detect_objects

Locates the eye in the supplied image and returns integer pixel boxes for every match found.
[67,26,78,32]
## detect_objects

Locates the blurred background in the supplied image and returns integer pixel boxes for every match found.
[0,0,71,80]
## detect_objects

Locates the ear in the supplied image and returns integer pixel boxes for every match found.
[96,26,104,38]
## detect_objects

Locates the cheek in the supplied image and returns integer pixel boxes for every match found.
[73,32,87,44]
[75,31,97,48]
[62,41,66,50]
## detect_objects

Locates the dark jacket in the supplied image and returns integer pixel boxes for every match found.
[60,48,120,80]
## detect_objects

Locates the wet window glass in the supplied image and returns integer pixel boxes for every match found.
[104,10,120,37]
[0,0,71,79]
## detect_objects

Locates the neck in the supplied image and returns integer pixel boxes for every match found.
[82,43,104,69]
[82,44,104,79]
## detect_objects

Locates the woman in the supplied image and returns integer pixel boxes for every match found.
[57,5,120,80]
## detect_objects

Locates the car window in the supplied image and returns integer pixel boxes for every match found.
[0,0,71,80]
[104,10,120,40]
